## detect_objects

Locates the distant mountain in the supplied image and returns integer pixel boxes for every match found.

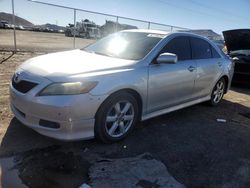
[0,12,33,27]
[37,23,65,31]
[182,29,223,40]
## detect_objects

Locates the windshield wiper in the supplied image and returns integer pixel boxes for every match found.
[86,50,117,58]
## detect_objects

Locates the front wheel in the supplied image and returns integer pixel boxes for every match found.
[209,78,226,106]
[95,92,139,143]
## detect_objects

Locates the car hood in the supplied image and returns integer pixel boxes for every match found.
[223,29,250,52]
[20,49,136,79]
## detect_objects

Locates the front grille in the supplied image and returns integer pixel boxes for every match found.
[12,77,38,93]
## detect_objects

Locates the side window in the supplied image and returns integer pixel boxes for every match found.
[210,45,221,58]
[161,36,191,61]
[191,37,212,59]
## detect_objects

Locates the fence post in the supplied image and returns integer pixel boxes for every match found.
[73,9,76,48]
[12,0,17,53]
[148,22,151,29]
[115,16,119,32]
[170,26,173,32]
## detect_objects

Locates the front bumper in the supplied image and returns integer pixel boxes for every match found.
[10,83,107,141]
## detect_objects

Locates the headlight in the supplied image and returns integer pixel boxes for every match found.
[39,82,98,96]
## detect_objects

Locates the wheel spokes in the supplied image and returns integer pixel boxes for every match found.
[218,82,224,89]
[123,115,134,121]
[108,122,119,135]
[105,100,135,137]
[122,103,131,114]
[115,103,121,114]
[106,115,117,122]
[214,95,218,102]
[119,121,125,134]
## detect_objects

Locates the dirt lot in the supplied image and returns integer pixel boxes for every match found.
[0,29,95,52]
[0,51,250,188]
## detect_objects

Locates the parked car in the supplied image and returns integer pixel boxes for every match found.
[16,25,25,30]
[0,21,7,28]
[10,30,234,143]
[223,29,250,84]
[0,21,11,29]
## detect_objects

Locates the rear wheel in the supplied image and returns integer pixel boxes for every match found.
[209,78,225,106]
[95,92,138,143]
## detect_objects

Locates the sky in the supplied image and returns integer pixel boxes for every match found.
[0,0,250,34]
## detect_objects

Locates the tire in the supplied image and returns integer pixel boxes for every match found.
[86,32,90,39]
[95,92,139,143]
[209,78,226,106]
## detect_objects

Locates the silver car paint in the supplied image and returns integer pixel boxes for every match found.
[148,59,197,113]
[20,49,136,79]
[10,30,233,140]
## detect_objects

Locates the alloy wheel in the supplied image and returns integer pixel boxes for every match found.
[105,101,135,138]
[213,80,225,103]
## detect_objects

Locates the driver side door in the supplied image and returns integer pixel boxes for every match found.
[147,36,196,113]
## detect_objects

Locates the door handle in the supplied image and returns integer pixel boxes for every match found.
[188,66,196,72]
[218,62,222,67]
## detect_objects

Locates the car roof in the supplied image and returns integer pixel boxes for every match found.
[122,29,225,57]
[121,29,212,40]
[122,29,169,35]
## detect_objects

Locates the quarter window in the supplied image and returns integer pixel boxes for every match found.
[161,36,191,61]
[191,37,212,59]
[210,45,221,58]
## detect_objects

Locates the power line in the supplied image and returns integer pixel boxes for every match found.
[157,0,246,23]
[27,0,189,30]
[188,0,250,20]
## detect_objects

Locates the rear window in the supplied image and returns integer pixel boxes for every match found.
[191,37,212,59]
[210,45,221,58]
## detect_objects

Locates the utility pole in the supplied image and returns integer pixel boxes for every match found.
[12,0,17,53]
[73,9,76,48]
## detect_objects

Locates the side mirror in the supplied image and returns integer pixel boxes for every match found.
[156,53,177,64]
[232,57,240,63]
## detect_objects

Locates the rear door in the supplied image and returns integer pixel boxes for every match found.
[147,36,196,113]
[190,37,223,98]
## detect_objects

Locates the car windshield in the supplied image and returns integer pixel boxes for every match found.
[230,50,250,57]
[83,32,165,60]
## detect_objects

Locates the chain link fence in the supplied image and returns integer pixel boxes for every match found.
[0,0,190,52]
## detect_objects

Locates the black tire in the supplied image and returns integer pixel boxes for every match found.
[209,78,226,106]
[86,32,90,39]
[95,92,139,143]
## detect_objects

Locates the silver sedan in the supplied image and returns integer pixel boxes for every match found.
[10,30,234,143]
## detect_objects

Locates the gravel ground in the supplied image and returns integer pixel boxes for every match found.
[0,51,250,188]
[0,29,95,52]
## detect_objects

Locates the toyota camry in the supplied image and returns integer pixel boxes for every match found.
[10,29,234,143]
